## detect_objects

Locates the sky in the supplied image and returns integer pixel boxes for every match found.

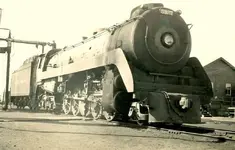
[0,0,235,93]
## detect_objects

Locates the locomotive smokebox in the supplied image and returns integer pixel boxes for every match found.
[110,3,191,73]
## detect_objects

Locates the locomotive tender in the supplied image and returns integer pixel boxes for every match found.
[10,3,213,125]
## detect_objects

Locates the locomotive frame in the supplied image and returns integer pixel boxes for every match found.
[9,3,213,125]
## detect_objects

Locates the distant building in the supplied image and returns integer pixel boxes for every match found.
[204,57,235,116]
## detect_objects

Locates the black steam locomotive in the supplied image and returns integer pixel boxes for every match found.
[10,3,213,125]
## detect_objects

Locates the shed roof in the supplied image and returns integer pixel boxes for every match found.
[204,57,235,71]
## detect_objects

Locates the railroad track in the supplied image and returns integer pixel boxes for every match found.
[146,123,235,142]
[105,120,235,142]
[2,107,235,142]
[1,117,234,143]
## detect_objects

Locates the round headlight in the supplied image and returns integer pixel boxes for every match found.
[162,33,174,47]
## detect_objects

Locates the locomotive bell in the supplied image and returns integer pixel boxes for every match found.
[176,10,182,15]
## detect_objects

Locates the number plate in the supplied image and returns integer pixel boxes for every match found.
[159,9,173,16]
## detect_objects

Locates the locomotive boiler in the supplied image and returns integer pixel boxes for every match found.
[10,3,213,125]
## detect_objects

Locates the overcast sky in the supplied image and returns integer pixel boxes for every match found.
[0,0,235,93]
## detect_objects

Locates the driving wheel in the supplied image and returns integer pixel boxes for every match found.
[78,100,86,116]
[62,98,71,115]
[71,99,80,116]
[103,110,116,122]
[91,102,102,120]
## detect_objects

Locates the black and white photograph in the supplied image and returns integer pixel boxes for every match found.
[0,0,235,149]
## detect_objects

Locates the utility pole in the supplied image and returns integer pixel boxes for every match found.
[2,33,11,110]
[0,8,10,110]
[0,8,2,107]
[0,28,11,110]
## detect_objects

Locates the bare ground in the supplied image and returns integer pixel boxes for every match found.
[0,109,235,150]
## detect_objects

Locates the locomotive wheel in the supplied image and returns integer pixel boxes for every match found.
[90,102,102,120]
[78,100,86,116]
[71,100,80,116]
[51,101,56,110]
[62,99,71,115]
[21,99,26,109]
[45,101,50,111]
[39,101,44,109]
[103,110,116,122]
[136,120,148,126]
[133,109,148,126]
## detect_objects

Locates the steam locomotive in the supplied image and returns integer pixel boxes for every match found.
[10,3,213,125]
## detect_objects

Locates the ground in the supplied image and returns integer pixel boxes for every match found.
[0,107,235,150]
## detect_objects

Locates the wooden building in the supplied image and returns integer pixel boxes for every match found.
[204,57,235,116]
